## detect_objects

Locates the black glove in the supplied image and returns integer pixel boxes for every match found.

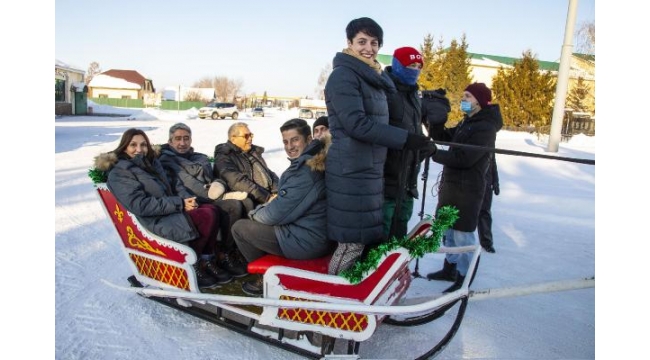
[419,143,438,158]
[493,183,500,196]
[404,133,431,150]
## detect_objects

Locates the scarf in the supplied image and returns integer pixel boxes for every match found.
[342,48,383,75]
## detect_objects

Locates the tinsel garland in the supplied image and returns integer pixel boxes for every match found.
[339,205,459,284]
[88,168,107,184]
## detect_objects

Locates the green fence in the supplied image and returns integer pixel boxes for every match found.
[90,97,144,108]
[90,98,205,110]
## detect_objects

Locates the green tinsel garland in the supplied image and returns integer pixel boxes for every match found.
[88,168,108,184]
[339,205,459,284]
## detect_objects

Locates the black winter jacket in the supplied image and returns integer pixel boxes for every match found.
[324,52,409,245]
[213,141,279,205]
[384,66,424,200]
[158,144,227,204]
[431,104,503,231]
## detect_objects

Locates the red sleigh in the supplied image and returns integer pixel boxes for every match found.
[95,182,487,358]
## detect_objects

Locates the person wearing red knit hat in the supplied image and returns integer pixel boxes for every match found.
[425,82,503,293]
[382,46,434,240]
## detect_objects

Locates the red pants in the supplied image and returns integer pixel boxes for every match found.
[186,204,220,256]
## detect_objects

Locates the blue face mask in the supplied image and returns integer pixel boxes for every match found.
[391,59,421,86]
[460,100,473,113]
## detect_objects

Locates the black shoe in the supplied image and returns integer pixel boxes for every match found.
[200,259,233,284]
[192,263,220,289]
[427,259,458,282]
[481,243,496,253]
[217,251,248,278]
[443,274,465,293]
[242,275,263,297]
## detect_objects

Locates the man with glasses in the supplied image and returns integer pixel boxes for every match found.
[213,123,279,210]
[159,122,249,279]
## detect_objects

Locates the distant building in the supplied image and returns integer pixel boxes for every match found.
[55,59,87,115]
[88,69,155,100]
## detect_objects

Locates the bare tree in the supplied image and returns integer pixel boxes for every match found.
[86,61,101,85]
[193,77,214,88]
[315,63,332,100]
[184,90,205,102]
[575,21,595,55]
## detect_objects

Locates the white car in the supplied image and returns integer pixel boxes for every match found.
[198,102,239,120]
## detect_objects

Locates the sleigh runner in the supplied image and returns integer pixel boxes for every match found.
[94,180,593,359]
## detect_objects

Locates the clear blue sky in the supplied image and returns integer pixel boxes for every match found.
[55,0,594,97]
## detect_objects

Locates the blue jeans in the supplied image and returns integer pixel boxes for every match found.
[443,229,476,276]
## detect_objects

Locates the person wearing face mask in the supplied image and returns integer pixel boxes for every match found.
[324,17,436,275]
[382,46,435,240]
[93,128,231,290]
[426,82,503,293]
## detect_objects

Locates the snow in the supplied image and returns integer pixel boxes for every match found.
[54,105,595,359]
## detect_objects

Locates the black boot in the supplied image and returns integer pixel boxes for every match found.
[481,242,496,253]
[200,258,234,284]
[443,274,465,293]
[192,262,220,290]
[427,259,458,282]
[242,274,264,297]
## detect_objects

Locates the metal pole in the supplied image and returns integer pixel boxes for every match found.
[548,0,579,152]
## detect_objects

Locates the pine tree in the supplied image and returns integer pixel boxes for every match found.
[262,91,268,106]
[567,76,592,113]
[491,50,556,129]
[419,35,472,126]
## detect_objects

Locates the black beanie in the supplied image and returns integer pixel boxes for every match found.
[313,116,329,132]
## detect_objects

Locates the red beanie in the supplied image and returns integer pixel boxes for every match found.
[464,83,492,108]
[393,47,423,66]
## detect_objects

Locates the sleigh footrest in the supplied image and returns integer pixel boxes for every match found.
[247,254,332,275]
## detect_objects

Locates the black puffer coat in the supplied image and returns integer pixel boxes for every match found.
[324,52,409,245]
[158,144,227,204]
[94,151,198,243]
[431,104,504,231]
[213,141,279,205]
[384,66,424,200]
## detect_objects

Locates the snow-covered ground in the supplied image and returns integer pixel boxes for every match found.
[54,104,594,359]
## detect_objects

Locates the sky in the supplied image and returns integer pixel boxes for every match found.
[49,104,599,359]
[54,0,594,97]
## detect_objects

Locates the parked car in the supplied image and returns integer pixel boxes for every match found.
[298,108,314,119]
[314,110,327,119]
[198,102,239,120]
[252,107,264,117]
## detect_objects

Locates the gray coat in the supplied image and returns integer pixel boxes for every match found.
[248,140,331,259]
[324,52,409,245]
[94,151,197,243]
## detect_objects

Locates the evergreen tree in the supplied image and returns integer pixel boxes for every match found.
[418,34,472,126]
[262,91,268,106]
[567,76,592,113]
[491,50,556,129]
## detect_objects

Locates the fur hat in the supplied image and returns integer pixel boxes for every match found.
[392,47,423,67]
[464,83,492,108]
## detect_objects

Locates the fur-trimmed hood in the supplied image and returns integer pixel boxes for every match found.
[93,146,163,173]
[306,133,331,172]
